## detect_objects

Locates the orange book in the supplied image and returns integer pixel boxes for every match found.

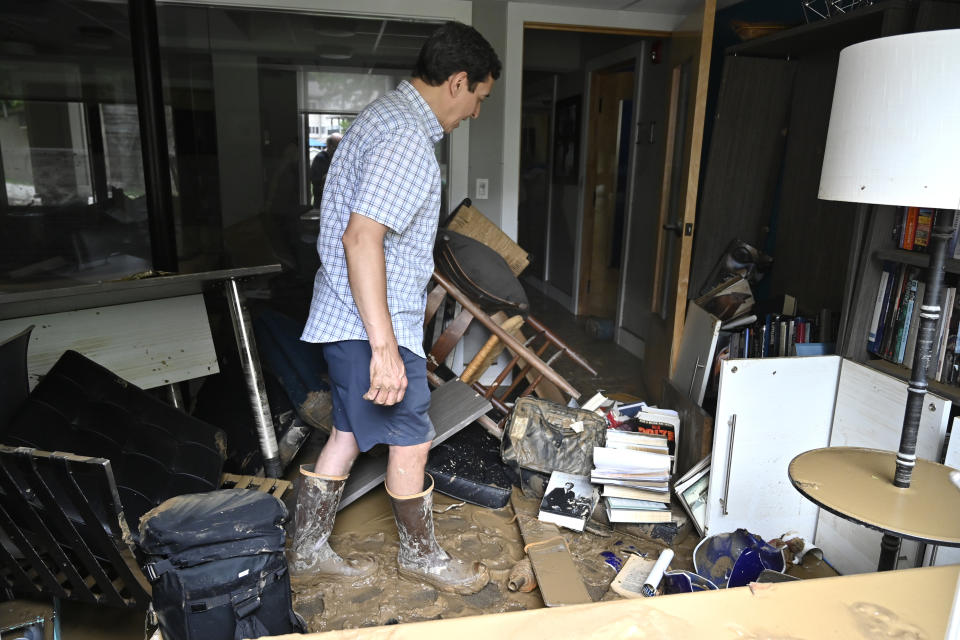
[902,207,918,250]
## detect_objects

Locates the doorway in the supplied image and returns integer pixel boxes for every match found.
[578,63,634,318]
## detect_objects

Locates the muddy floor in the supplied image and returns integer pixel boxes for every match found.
[287,486,697,633]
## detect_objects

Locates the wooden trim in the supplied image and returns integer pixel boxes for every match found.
[651,66,682,316]
[669,0,716,373]
[524,21,670,37]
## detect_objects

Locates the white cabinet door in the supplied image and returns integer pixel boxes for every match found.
[820,359,950,573]
[926,417,960,568]
[705,356,839,542]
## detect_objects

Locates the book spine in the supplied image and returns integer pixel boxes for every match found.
[914,208,934,251]
[867,265,892,350]
[934,287,957,381]
[895,278,917,364]
[902,207,918,250]
[903,281,925,366]
[880,264,907,359]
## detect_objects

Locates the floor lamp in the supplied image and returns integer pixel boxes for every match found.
[788,29,960,571]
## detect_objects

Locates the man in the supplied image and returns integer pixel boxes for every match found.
[292,22,501,595]
[309,133,341,208]
[543,481,577,517]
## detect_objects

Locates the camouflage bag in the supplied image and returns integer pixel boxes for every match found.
[501,397,607,476]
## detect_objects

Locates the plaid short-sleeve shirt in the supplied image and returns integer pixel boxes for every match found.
[301,81,445,357]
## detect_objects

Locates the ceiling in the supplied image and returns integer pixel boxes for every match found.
[509,0,745,12]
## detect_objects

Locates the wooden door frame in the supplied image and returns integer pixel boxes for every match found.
[571,42,646,316]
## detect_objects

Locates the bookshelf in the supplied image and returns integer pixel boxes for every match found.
[874,249,960,275]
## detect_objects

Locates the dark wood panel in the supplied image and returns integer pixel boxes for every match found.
[769,50,855,315]
[914,0,960,31]
[690,55,794,297]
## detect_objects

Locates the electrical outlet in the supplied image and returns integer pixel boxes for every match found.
[475,178,489,200]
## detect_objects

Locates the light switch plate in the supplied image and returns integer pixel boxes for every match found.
[475,178,488,200]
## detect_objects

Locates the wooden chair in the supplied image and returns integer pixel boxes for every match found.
[424,271,596,431]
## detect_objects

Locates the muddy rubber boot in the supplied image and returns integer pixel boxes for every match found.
[288,465,377,579]
[387,474,489,594]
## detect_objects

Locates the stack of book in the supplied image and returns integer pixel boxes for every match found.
[592,432,672,524]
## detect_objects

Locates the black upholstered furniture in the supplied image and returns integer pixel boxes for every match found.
[1,350,226,531]
[0,445,151,608]
[0,325,33,430]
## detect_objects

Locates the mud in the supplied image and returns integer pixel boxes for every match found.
[290,486,688,632]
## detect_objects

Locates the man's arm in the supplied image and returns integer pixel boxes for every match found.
[341,211,407,406]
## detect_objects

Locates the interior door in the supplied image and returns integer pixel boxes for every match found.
[617,0,715,397]
[578,68,634,318]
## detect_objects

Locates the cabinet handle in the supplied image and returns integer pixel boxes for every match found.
[721,414,736,516]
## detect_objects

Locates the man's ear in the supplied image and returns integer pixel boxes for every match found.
[449,71,469,95]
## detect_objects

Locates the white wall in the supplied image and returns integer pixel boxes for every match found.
[501,3,685,241]
[469,0,508,226]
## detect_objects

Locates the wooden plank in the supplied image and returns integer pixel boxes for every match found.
[509,493,591,607]
[260,564,959,640]
[0,294,219,390]
[339,380,491,510]
[221,473,293,500]
[816,359,951,575]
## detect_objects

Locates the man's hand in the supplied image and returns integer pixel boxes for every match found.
[364,344,408,406]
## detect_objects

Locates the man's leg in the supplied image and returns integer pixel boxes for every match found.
[288,427,375,579]
[315,426,361,476]
[385,442,489,594]
[385,441,430,495]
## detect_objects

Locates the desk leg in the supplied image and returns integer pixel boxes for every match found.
[225,277,282,478]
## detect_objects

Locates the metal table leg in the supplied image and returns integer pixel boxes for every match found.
[224,277,282,478]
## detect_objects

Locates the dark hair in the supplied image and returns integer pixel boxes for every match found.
[413,21,502,91]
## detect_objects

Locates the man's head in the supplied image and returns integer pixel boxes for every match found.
[412,21,502,134]
[414,21,501,91]
[326,133,342,155]
[564,482,574,491]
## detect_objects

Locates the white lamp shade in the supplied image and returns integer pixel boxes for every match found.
[818,29,960,209]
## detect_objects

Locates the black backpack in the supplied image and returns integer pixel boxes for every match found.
[139,489,306,640]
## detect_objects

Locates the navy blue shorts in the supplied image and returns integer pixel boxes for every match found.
[321,340,435,453]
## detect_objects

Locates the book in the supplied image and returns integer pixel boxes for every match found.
[901,206,918,250]
[893,275,918,364]
[601,484,671,504]
[589,476,669,491]
[934,287,957,381]
[914,208,933,250]
[902,280,926,365]
[674,463,710,537]
[868,263,893,350]
[872,262,899,355]
[604,501,673,524]
[605,430,669,454]
[593,447,670,474]
[880,264,909,360]
[609,553,659,599]
[604,496,670,511]
[537,471,598,532]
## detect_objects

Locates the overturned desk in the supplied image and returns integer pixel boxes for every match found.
[0,264,287,476]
